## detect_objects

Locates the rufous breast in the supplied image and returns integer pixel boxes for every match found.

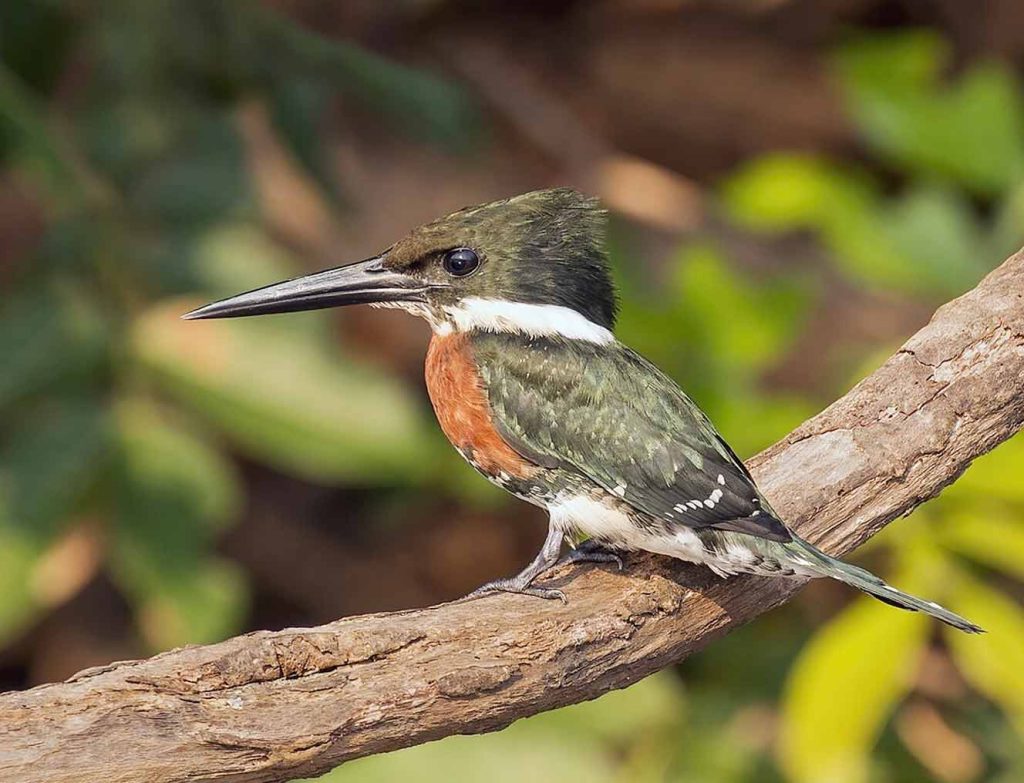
[424,332,538,480]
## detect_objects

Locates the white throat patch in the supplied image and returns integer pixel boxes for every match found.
[441,297,614,344]
[369,300,449,333]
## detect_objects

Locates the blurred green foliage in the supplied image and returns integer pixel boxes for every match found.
[720,29,1024,783]
[0,0,475,649]
[2,8,1023,782]
[723,30,1024,300]
[835,31,1024,196]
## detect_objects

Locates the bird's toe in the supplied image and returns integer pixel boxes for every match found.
[559,541,624,571]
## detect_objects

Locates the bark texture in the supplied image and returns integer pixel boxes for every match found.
[2,250,1024,783]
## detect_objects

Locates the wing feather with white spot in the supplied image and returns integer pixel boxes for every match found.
[473,334,791,542]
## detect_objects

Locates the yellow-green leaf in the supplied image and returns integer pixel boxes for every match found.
[942,432,1024,504]
[780,593,930,783]
[132,299,439,485]
[720,154,853,231]
[0,527,41,643]
[136,557,249,651]
[940,512,1024,583]
[109,399,248,650]
[946,574,1024,737]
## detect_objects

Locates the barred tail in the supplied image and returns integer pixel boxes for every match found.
[787,536,984,634]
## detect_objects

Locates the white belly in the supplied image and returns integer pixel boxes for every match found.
[547,492,706,562]
[547,491,800,578]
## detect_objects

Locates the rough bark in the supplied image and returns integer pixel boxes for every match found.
[2,250,1024,783]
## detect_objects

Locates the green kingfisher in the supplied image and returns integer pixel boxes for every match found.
[185,188,981,633]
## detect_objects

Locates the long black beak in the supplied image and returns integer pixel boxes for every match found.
[182,256,428,320]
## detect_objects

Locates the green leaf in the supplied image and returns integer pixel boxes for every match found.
[834,29,946,93]
[0,393,108,642]
[0,280,108,412]
[0,526,42,643]
[721,154,988,297]
[111,398,241,572]
[134,556,248,651]
[835,32,1024,194]
[819,201,921,296]
[109,398,246,650]
[881,185,988,297]
[131,296,439,485]
[946,574,1024,737]
[711,391,814,457]
[941,513,1024,585]
[79,97,177,187]
[991,181,1024,261]
[720,154,911,293]
[941,432,1024,504]
[721,153,868,232]
[780,581,930,783]
[0,397,109,541]
[672,243,809,373]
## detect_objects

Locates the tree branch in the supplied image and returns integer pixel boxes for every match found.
[3,250,1024,783]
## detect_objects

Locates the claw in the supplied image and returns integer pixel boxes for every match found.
[464,578,566,603]
[559,540,623,571]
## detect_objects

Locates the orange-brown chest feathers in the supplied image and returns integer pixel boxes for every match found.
[424,333,537,480]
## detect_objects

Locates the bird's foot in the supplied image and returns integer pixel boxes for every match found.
[462,523,568,603]
[559,540,624,570]
[463,576,566,603]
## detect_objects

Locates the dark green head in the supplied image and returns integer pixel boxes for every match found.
[184,189,618,334]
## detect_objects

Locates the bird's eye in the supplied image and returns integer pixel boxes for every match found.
[442,248,480,277]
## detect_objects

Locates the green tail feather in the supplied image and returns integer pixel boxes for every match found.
[787,537,984,634]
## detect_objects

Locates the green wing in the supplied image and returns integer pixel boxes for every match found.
[473,333,790,542]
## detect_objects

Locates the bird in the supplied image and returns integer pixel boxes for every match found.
[184,188,982,633]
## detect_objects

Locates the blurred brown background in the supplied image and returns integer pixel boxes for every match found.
[2,1,1024,781]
